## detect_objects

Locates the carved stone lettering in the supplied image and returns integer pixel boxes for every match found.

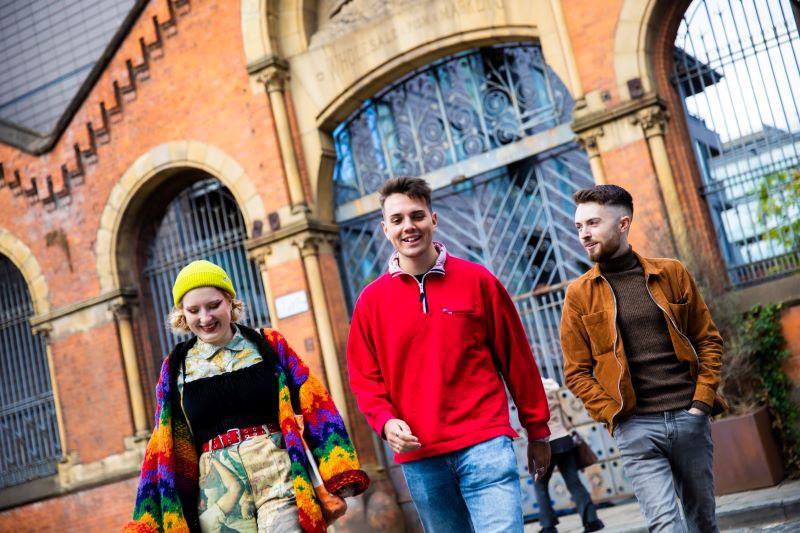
[317,0,505,72]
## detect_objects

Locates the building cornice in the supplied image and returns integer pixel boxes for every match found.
[245,216,340,251]
[572,93,666,135]
[30,287,137,328]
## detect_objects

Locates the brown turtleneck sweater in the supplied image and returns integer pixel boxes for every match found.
[599,247,699,414]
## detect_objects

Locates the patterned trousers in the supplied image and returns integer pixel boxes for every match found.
[198,432,303,533]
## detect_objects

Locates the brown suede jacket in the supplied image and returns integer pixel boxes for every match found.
[561,251,727,432]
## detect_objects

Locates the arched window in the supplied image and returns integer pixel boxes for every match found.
[139,177,270,363]
[672,0,800,285]
[0,256,61,488]
[333,44,593,380]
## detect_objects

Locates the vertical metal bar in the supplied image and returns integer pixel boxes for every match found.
[467,51,494,150]
[0,274,13,407]
[431,67,459,167]
[501,47,523,131]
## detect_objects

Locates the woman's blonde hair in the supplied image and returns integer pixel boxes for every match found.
[167,290,245,333]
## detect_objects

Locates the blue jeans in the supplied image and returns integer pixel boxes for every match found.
[533,436,599,528]
[401,436,523,533]
[614,409,718,533]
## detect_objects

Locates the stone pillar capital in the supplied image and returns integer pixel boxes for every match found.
[632,106,669,138]
[109,299,136,321]
[294,235,321,258]
[32,322,53,342]
[576,127,604,156]
[248,245,273,269]
[294,231,338,258]
[255,63,290,93]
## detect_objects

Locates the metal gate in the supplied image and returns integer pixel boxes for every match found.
[672,0,800,285]
[141,178,270,358]
[333,43,630,519]
[0,256,61,488]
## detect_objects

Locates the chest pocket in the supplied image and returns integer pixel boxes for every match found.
[667,301,689,334]
[440,305,476,315]
[581,310,614,355]
[435,304,482,348]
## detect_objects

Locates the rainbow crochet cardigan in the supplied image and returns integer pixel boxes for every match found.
[123,325,369,533]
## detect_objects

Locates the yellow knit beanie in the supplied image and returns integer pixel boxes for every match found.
[172,260,236,306]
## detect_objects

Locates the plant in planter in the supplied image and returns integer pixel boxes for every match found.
[708,301,800,493]
[738,304,800,478]
[687,259,798,493]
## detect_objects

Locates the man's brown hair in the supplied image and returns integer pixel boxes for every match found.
[572,184,634,216]
[378,177,433,212]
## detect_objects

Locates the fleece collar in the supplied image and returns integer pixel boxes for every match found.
[388,241,447,277]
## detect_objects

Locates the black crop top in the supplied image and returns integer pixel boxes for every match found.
[181,360,280,447]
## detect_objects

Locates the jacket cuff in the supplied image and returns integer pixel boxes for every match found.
[524,423,551,442]
[375,411,396,439]
[693,383,717,409]
[122,521,159,533]
[599,402,620,426]
[326,469,371,497]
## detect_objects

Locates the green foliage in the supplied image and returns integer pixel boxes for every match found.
[740,304,800,478]
[758,168,800,251]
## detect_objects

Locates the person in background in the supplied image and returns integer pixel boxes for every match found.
[123,260,368,533]
[533,377,604,533]
[347,176,551,533]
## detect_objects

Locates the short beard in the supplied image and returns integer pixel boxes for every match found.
[590,237,622,263]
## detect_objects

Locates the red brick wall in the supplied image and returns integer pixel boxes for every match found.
[0,478,139,533]
[265,257,326,381]
[53,321,133,462]
[599,139,678,258]
[562,0,624,103]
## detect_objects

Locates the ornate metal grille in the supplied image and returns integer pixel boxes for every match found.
[672,0,800,285]
[141,178,270,358]
[333,44,572,207]
[0,256,61,488]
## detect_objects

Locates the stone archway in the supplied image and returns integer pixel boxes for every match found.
[0,228,50,315]
[94,140,266,292]
[612,0,694,103]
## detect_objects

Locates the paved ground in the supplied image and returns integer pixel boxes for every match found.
[725,519,800,532]
[523,478,800,533]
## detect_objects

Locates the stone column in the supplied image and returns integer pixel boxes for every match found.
[257,60,309,214]
[110,300,149,438]
[32,324,68,459]
[294,235,350,429]
[251,250,280,329]
[633,106,690,259]
[577,127,606,184]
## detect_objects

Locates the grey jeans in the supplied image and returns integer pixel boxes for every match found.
[613,409,718,533]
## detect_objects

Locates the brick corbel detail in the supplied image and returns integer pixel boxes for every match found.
[0,0,192,212]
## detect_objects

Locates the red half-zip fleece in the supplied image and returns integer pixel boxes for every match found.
[347,253,550,463]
